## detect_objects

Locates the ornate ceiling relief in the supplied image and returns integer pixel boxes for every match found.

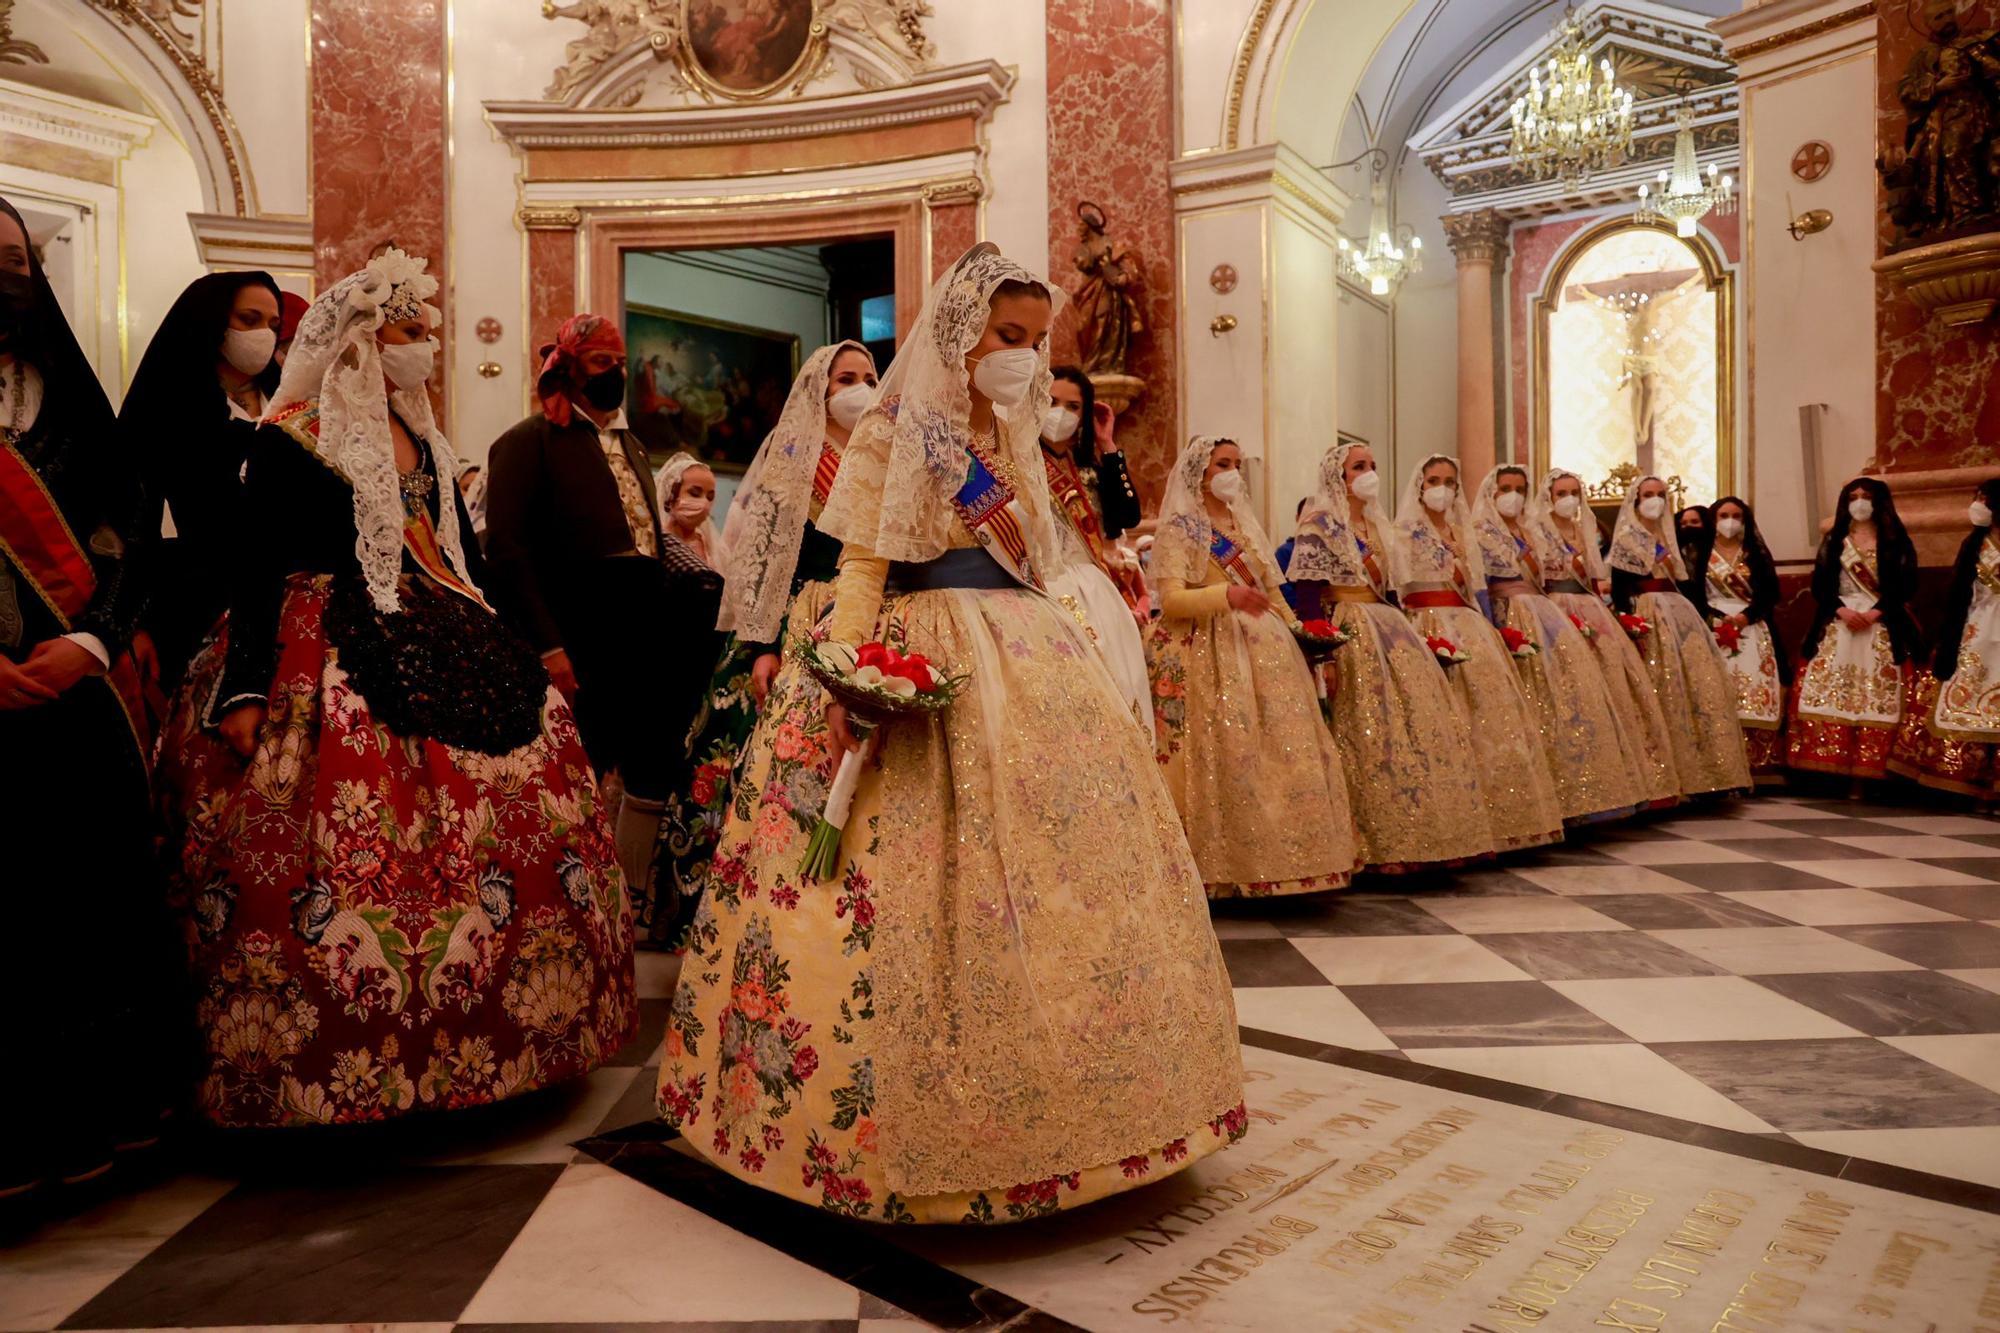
[0,0,49,66]
[1412,5,1740,221]
[79,0,249,214]
[540,0,934,108]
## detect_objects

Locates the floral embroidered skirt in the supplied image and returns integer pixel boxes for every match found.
[1889,673,2000,799]
[1319,597,1492,871]
[1788,621,1904,780]
[1550,593,1681,807]
[1495,593,1647,824]
[1403,604,1565,850]
[657,584,1246,1223]
[649,585,835,953]
[156,577,638,1127]
[1146,605,1357,896]
[1628,591,1752,797]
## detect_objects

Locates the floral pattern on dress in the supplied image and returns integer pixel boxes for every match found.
[159,577,637,1128]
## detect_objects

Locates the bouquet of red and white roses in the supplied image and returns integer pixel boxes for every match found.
[794,637,968,881]
[1713,621,1742,657]
[1427,633,1470,668]
[1499,626,1540,659]
[1568,611,1596,641]
[1293,617,1353,661]
[1617,612,1653,641]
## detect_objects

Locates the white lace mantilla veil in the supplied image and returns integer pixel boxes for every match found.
[1534,467,1609,584]
[816,243,1065,579]
[1610,473,1688,580]
[654,451,722,566]
[1285,442,1372,586]
[1151,434,1282,589]
[262,249,467,615]
[715,339,871,638]
[1391,451,1478,591]
[1468,463,1539,584]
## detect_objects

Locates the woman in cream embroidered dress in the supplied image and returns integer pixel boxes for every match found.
[1146,436,1357,897]
[651,342,876,952]
[1788,477,1921,784]
[1698,497,1787,780]
[1609,476,1752,796]
[655,245,1244,1224]
[1391,454,1563,851]
[1892,480,2000,800]
[1534,470,1680,806]
[1286,442,1493,871]
[1471,465,1646,824]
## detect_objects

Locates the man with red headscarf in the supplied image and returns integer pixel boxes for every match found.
[485,313,721,893]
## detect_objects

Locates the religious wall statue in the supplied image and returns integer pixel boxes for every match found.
[1880,0,2000,244]
[1071,201,1144,378]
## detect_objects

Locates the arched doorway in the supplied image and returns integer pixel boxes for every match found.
[1532,218,1736,506]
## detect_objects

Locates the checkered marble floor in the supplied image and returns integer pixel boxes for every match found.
[6,792,1999,1333]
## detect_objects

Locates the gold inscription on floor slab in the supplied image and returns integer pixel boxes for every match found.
[897,1048,2000,1331]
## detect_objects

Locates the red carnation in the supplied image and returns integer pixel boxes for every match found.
[855,642,892,670]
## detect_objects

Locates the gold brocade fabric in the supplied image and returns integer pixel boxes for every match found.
[1934,542,2000,741]
[1403,604,1564,850]
[1549,591,1682,806]
[1705,553,1784,728]
[1890,672,2000,798]
[1147,562,1358,897]
[1320,597,1494,869]
[601,431,657,558]
[1493,591,1647,822]
[1632,590,1753,795]
[657,583,1245,1218]
[1795,623,1902,726]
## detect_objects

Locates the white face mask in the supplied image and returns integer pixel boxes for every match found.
[1638,496,1667,521]
[221,327,276,377]
[380,336,437,391]
[1972,501,1994,529]
[1495,491,1525,518]
[1848,498,1874,523]
[1552,494,1581,519]
[1349,470,1380,502]
[673,493,712,525]
[1716,516,1744,540]
[826,383,872,431]
[1041,405,1081,444]
[1210,468,1246,503]
[969,347,1038,408]
[1422,484,1456,514]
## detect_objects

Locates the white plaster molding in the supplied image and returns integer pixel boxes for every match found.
[188,211,311,272]
[1170,142,1352,249]
[486,60,1012,153]
[0,76,154,160]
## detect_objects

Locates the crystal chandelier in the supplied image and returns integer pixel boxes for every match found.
[1509,7,1634,186]
[1337,177,1422,298]
[1637,104,1734,238]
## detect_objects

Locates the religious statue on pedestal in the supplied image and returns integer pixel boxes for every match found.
[1071,201,1144,377]
[1880,0,2000,244]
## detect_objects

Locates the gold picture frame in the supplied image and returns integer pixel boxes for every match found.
[1530,216,1735,504]
[678,0,829,102]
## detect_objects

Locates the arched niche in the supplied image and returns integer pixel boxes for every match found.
[1531,217,1735,506]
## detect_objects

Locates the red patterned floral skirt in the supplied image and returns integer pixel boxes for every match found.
[156,576,637,1127]
[1889,672,2000,800]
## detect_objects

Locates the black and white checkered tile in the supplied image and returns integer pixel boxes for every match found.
[4,793,1997,1333]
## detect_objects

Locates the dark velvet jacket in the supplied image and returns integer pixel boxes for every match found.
[1689,500,1791,685]
[483,412,666,655]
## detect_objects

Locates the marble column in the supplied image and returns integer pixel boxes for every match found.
[1444,209,1510,482]
[1874,0,2000,563]
[310,0,448,333]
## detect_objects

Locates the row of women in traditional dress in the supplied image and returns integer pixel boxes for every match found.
[1,202,643,1199]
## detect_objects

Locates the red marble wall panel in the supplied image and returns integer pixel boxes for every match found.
[1507,212,1742,461]
[1046,0,1177,508]
[1876,2,2000,471]
[526,228,578,383]
[928,202,978,281]
[311,0,448,421]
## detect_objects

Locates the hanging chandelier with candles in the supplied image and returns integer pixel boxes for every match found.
[1637,103,1734,237]
[1509,7,1634,186]
[1337,175,1423,298]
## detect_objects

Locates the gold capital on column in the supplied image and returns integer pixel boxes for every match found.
[1443,208,1509,481]
[1442,208,1510,266]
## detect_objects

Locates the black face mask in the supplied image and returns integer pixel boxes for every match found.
[0,271,32,338]
[580,365,626,412]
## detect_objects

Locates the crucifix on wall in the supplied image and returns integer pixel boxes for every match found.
[1567,266,1698,475]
